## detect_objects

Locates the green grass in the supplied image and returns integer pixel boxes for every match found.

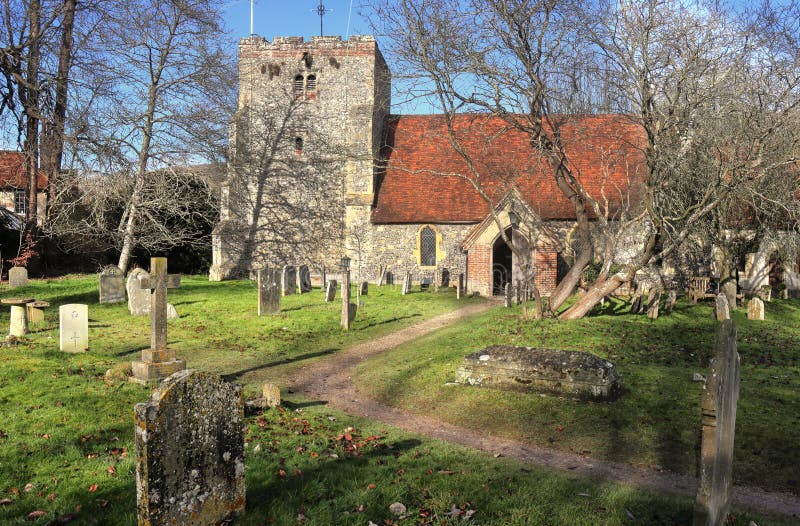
[0,276,797,524]
[353,296,800,497]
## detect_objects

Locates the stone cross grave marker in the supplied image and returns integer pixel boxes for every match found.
[402,272,411,295]
[297,265,312,293]
[131,258,185,384]
[127,268,151,315]
[59,304,88,353]
[257,268,280,316]
[746,297,764,321]
[135,370,245,525]
[693,320,740,526]
[99,266,126,303]
[325,280,337,302]
[714,293,730,321]
[8,266,28,288]
[504,282,513,307]
[282,265,296,296]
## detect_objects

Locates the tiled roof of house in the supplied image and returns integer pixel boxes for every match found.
[0,151,48,190]
[372,114,647,224]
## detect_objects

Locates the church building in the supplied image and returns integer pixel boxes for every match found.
[210,35,645,296]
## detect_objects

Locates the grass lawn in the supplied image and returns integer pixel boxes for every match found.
[352,296,800,498]
[0,275,796,524]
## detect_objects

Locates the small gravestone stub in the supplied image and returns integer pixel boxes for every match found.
[647,290,662,319]
[746,297,764,321]
[297,265,312,293]
[360,281,368,296]
[166,303,179,320]
[8,266,28,288]
[693,320,740,526]
[99,266,125,303]
[714,293,730,321]
[9,305,27,337]
[263,383,280,409]
[664,290,677,314]
[135,370,245,525]
[325,280,337,302]
[504,282,512,307]
[127,268,151,316]
[348,302,358,324]
[59,304,88,353]
[281,265,296,296]
[257,268,280,315]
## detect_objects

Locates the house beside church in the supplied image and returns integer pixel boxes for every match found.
[0,151,47,224]
[210,35,647,296]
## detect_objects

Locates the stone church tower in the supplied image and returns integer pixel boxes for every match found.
[210,35,390,280]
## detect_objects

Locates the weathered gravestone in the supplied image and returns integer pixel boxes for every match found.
[455,346,622,400]
[664,290,677,314]
[325,280,337,302]
[127,268,151,316]
[784,270,800,298]
[720,280,737,310]
[297,264,312,293]
[99,266,125,303]
[377,266,387,286]
[26,300,49,324]
[401,272,412,295]
[263,383,280,409]
[8,266,28,288]
[281,265,296,296]
[9,305,27,337]
[714,293,730,321]
[756,285,771,302]
[456,273,464,299]
[360,281,369,296]
[166,303,179,320]
[646,290,662,319]
[746,297,764,321]
[439,268,450,288]
[504,283,513,308]
[59,304,88,353]
[693,320,740,526]
[135,370,245,525]
[130,258,185,384]
[257,268,280,316]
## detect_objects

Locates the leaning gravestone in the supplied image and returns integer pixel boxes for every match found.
[135,370,245,525]
[8,266,28,289]
[257,268,280,315]
[297,265,312,293]
[281,265,296,296]
[127,268,151,316]
[401,272,412,295]
[714,293,730,321]
[746,297,764,321]
[325,280,337,302]
[99,266,125,303]
[693,320,740,526]
[456,345,622,400]
[59,304,88,353]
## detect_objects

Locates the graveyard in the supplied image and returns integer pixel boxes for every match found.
[0,272,798,525]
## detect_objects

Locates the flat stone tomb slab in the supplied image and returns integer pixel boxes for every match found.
[455,345,622,400]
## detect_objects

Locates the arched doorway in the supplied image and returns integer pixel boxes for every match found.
[492,228,513,295]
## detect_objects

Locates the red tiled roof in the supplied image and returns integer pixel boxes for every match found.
[0,151,48,190]
[372,114,647,223]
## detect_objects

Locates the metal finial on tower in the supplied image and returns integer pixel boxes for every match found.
[314,0,330,37]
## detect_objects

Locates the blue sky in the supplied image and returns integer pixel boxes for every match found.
[223,0,373,42]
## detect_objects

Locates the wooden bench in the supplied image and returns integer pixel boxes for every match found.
[688,277,716,304]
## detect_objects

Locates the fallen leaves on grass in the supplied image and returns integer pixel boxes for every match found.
[0,498,12,505]
[27,510,48,520]
[88,484,98,493]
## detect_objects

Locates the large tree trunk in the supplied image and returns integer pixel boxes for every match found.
[24,0,41,227]
[559,272,631,320]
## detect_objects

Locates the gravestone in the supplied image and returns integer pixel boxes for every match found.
[784,270,800,298]
[166,303,179,319]
[504,283,513,308]
[720,281,737,309]
[130,258,185,384]
[646,290,662,319]
[341,269,352,330]
[401,272,412,295]
[455,346,622,400]
[281,265,296,296]
[9,305,27,337]
[257,268,280,315]
[26,300,49,324]
[297,265,312,293]
[746,297,764,321]
[325,280,337,302]
[360,281,369,296]
[135,370,245,525]
[440,268,450,288]
[8,266,28,288]
[377,266,387,286]
[263,383,280,409]
[59,304,88,353]
[664,290,677,314]
[756,286,771,302]
[714,294,730,321]
[99,266,126,303]
[693,321,740,526]
[127,268,151,316]
[456,273,464,299]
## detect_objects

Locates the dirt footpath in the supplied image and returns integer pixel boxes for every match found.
[287,302,800,518]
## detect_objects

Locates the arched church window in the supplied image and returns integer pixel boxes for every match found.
[420,226,437,267]
[306,75,317,99]
[295,137,304,154]
[293,75,304,98]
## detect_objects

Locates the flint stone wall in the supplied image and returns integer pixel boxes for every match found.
[134,370,245,525]
[455,345,622,400]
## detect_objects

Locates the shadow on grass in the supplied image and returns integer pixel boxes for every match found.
[282,399,329,409]
[361,313,421,329]
[222,349,338,381]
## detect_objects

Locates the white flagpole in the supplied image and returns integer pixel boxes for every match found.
[250,0,254,35]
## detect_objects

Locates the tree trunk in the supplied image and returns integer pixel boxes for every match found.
[559,272,630,320]
[24,0,41,227]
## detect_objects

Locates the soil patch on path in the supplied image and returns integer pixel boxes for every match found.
[286,302,800,518]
